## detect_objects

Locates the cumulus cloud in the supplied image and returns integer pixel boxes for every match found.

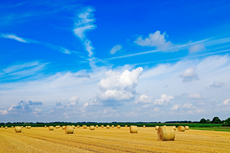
[189,43,205,53]
[223,99,230,105]
[154,94,173,105]
[134,31,173,50]
[110,45,122,54]
[74,7,96,57]
[187,93,203,99]
[171,104,179,110]
[135,94,153,104]
[96,67,143,104]
[56,96,79,108]
[182,102,193,109]
[0,33,28,43]
[0,100,43,115]
[180,67,199,82]
[210,81,225,88]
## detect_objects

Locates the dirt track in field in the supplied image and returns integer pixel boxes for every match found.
[0,127,230,153]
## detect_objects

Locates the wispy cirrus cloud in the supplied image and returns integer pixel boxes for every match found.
[0,33,77,55]
[110,45,122,54]
[109,36,230,60]
[0,33,28,43]
[73,7,96,57]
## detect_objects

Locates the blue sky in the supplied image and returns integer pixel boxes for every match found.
[0,0,230,122]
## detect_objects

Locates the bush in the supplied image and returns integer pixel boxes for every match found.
[211,117,222,124]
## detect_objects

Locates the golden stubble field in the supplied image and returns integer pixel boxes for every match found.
[0,127,230,153]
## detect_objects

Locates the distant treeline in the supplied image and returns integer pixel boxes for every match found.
[1,117,229,127]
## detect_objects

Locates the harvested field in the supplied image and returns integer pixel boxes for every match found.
[0,127,230,152]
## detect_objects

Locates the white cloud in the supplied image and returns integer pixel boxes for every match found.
[210,81,225,88]
[189,43,205,53]
[187,93,203,99]
[135,94,153,104]
[182,102,193,109]
[154,94,173,105]
[74,7,96,57]
[171,104,179,110]
[0,109,8,115]
[97,67,143,103]
[0,33,28,43]
[223,99,230,105]
[180,67,199,82]
[134,31,172,50]
[110,45,122,54]
[153,107,160,112]
[68,96,79,106]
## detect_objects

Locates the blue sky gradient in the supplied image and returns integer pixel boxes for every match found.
[0,0,230,122]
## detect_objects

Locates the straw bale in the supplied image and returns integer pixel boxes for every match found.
[101,125,104,128]
[111,125,114,128]
[5,126,7,129]
[172,126,176,130]
[77,125,80,128]
[65,126,74,134]
[125,125,128,127]
[11,126,14,128]
[177,126,185,132]
[185,126,189,130]
[27,126,31,129]
[72,125,75,129]
[155,126,159,130]
[157,126,175,141]
[130,126,138,133]
[117,125,121,129]
[62,126,66,130]
[83,125,87,129]
[106,125,110,129]
[56,125,60,129]
[90,125,95,130]
[15,126,22,133]
[143,125,145,128]
[49,126,54,131]
[96,125,98,128]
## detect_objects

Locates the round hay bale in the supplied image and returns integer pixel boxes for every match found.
[11,126,14,129]
[56,125,60,129]
[83,125,87,129]
[125,125,128,127]
[155,126,159,130]
[172,126,176,130]
[15,126,22,133]
[62,126,66,130]
[5,126,8,129]
[1,126,3,128]
[157,126,175,141]
[106,125,110,129]
[77,125,80,128]
[130,126,138,133]
[117,125,121,129]
[65,126,74,134]
[143,125,145,128]
[177,126,185,132]
[72,125,75,129]
[27,126,31,129]
[45,125,47,128]
[101,125,104,128]
[185,126,189,130]
[96,125,98,128]
[49,126,54,131]
[90,125,95,130]
[111,125,114,128]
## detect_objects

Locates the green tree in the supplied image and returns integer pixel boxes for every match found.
[206,119,211,123]
[225,118,230,125]
[211,117,221,124]
[200,118,206,123]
